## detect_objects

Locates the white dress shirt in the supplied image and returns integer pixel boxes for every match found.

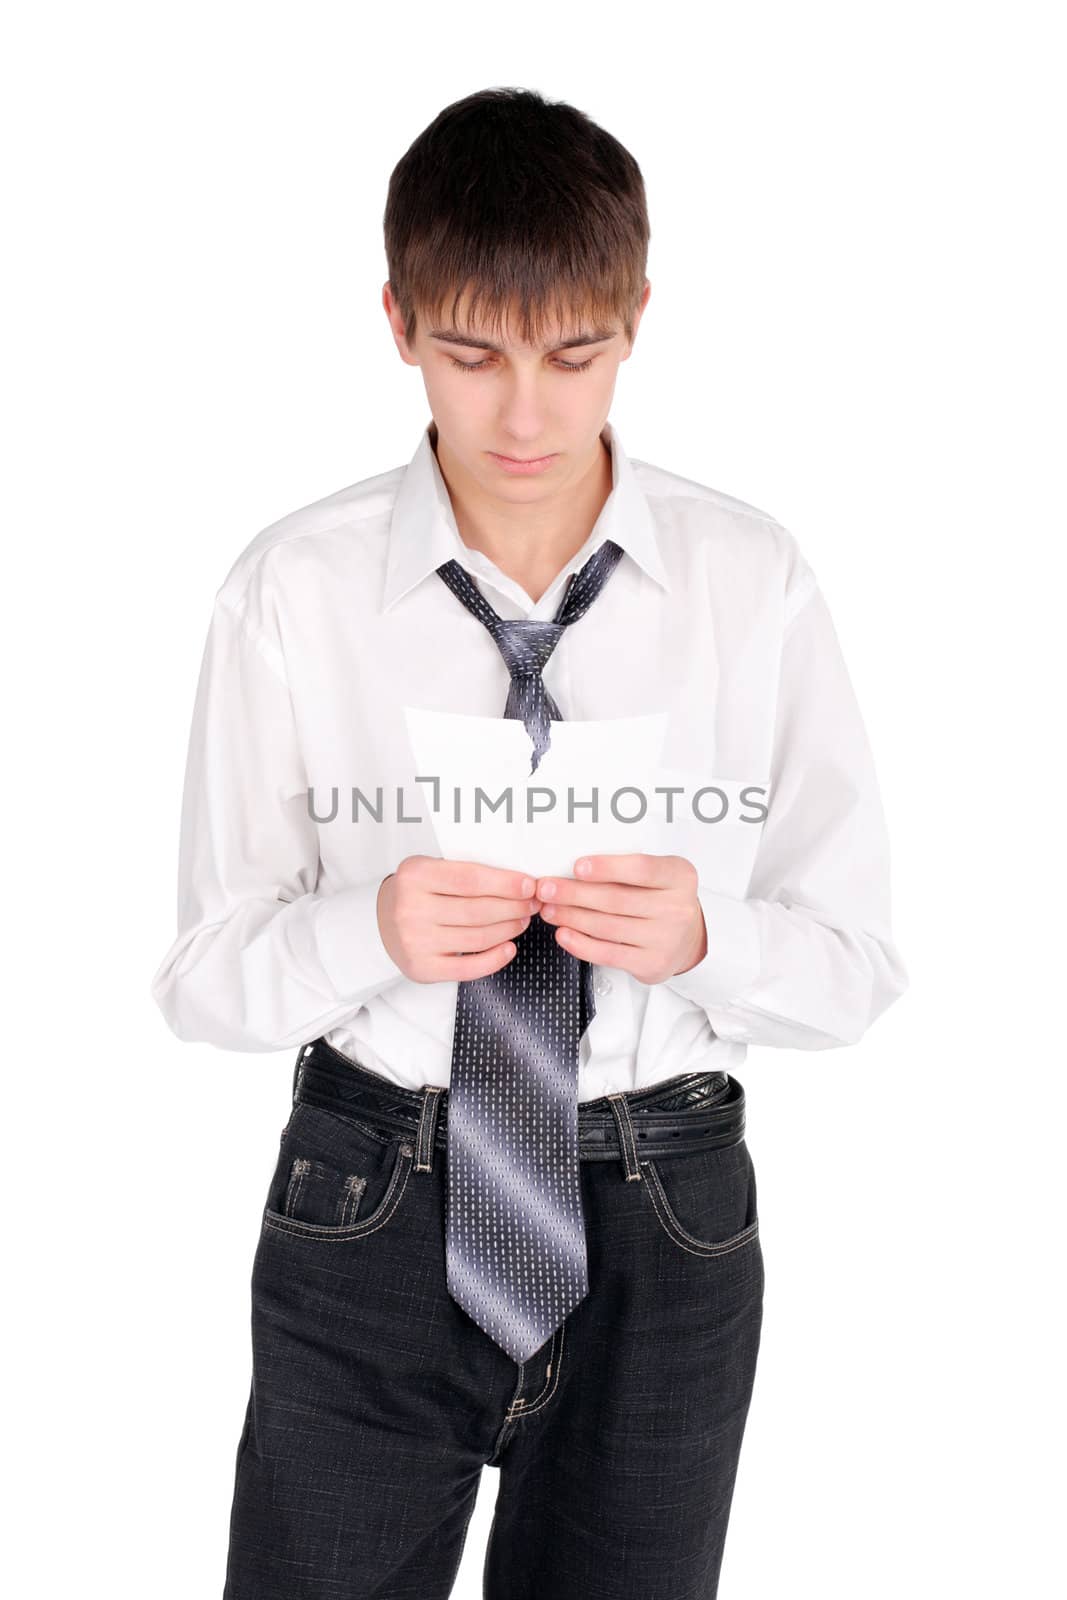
[149,419,908,1098]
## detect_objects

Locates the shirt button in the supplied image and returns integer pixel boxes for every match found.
[594,973,612,996]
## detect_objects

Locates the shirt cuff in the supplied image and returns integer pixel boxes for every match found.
[311,878,406,1003]
[662,885,762,1009]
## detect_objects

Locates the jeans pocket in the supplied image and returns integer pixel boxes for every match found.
[261,1101,415,1242]
[280,1156,368,1229]
[640,1137,760,1258]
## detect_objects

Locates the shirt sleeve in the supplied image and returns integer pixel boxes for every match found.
[662,578,909,1048]
[149,593,405,1051]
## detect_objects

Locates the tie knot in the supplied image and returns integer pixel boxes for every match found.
[490,618,566,679]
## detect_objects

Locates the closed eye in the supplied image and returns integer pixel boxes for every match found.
[447,355,596,374]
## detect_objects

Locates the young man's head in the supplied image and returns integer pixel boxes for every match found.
[382,87,651,504]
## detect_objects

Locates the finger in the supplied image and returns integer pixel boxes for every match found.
[435,914,533,955]
[550,923,643,973]
[422,858,537,900]
[535,878,647,912]
[430,941,521,981]
[435,893,542,925]
[565,854,680,889]
[539,903,650,944]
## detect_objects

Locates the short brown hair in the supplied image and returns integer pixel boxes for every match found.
[383,87,650,349]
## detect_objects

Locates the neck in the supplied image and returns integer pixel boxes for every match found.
[431,424,613,606]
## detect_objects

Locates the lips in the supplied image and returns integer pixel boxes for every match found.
[487,449,559,475]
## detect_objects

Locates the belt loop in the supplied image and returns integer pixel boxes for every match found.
[606,1093,643,1182]
[292,1041,314,1105]
[415,1085,444,1174]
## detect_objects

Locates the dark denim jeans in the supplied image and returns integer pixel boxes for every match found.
[223,1037,764,1599]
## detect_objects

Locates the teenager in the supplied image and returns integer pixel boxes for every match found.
[151,85,907,1600]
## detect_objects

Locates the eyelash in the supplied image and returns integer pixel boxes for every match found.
[447,356,595,374]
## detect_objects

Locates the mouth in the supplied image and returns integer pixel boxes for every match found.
[487,450,559,475]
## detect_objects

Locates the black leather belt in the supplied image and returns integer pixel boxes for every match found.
[292,1036,746,1162]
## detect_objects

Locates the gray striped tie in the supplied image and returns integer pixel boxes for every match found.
[435,538,625,1362]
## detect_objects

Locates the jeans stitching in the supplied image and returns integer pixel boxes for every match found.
[338,1174,367,1226]
[641,1158,760,1257]
[263,1143,414,1240]
[283,1157,310,1217]
[505,1325,565,1418]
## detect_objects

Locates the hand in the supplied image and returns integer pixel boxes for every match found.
[535,854,707,985]
[377,856,543,983]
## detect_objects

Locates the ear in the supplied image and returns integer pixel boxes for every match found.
[621,279,652,360]
[382,282,420,367]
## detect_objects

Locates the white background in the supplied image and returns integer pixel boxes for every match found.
[5,2,1064,1595]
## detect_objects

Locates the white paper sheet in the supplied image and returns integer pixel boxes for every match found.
[403,707,672,880]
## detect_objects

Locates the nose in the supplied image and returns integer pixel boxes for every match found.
[495,371,552,444]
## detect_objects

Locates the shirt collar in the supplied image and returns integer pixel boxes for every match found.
[380,418,671,614]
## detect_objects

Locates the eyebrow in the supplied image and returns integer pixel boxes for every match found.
[427,326,617,353]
